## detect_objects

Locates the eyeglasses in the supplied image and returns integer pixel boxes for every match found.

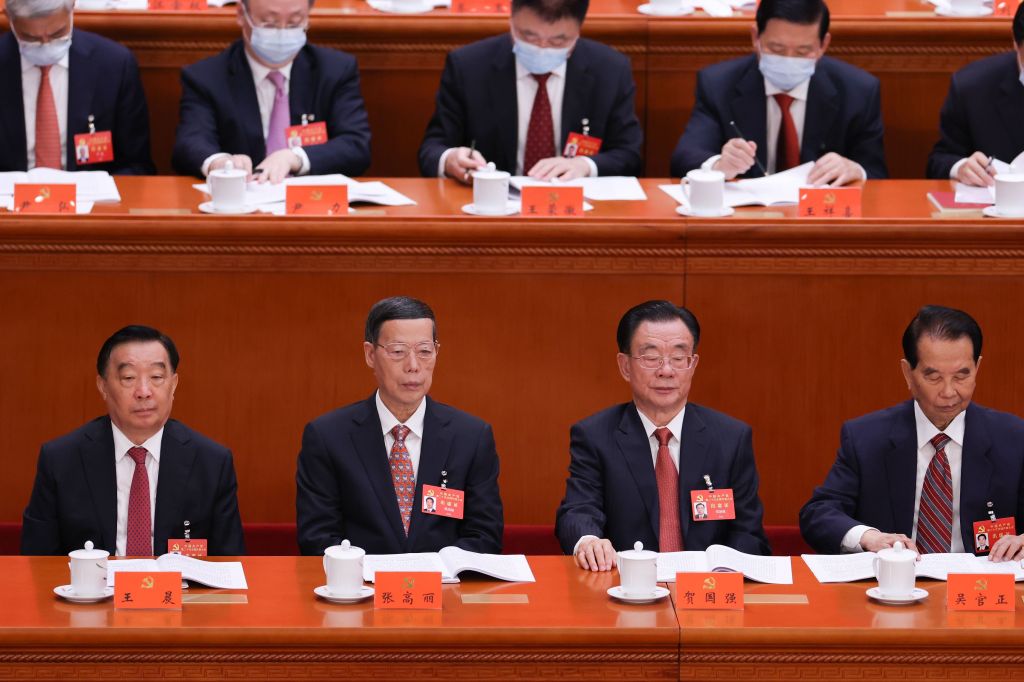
[375,342,440,362]
[631,354,696,370]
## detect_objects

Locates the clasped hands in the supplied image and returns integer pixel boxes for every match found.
[208,149,302,184]
[445,146,591,184]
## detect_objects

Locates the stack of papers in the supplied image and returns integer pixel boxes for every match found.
[363,546,536,584]
[660,162,813,210]
[511,176,647,201]
[802,552,1024,583]
[658,545,793,584]
[192,174,416,211]
[0,168,120,203]
[106,554,248,589]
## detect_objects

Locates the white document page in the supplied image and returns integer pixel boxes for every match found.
[657,551,714,581]
[363,553,455,583]
[511,176,647,201]
[705,545,793,584]
[0,168,120,202]
[439,547,536,582]
[658,183,689,210]
[802,552,876,583]
[193,175,416,207]
[723,162,813,207]
[106,555,248,589]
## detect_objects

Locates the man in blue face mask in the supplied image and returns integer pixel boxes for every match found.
[417,0,643,183]
[927,3,1024,186]
[0,0,154,174]
[172,0,371,184]
[671,0,887,186]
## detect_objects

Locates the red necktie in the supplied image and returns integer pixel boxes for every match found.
[917,433,954,554]
[125,447,152,556]
[389,425,414,535]
[35,65,61,169]
[523,73,553,174]
[773,93,800,172]
[654,427,683,552]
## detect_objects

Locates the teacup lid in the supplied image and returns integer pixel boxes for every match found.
[325,539,365,558]
[876,541,916,562]
[210,161,246,179]
[618,540,657,560]
[69,540,109,560]
[472,162,509,180]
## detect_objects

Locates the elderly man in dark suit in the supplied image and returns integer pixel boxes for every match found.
[671,0,886,185]
[172,0,371,183]
[801,306,1024,563]
[296,297,504,556]
[22,326,245,556]
[555,301,770,572]
[0,0,154,174]
[418,0,643,183]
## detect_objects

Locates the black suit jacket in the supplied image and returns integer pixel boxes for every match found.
[0,30,154,174]
[418,34,643,177]
[21,417,245,556]
[295,395,504,556]
[927,52,1024,179]
[172,40,371,178]
[799,401,1024,554]
[670,54,887,179]
[555,402,770,555]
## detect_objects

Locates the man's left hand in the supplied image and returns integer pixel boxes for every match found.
[255,149,302,184]
[807,153,862,187]
[527,156,591,181]
[988,533,1024,562]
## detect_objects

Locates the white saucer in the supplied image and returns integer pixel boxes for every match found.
[607,585,671,604]
[982,205,1024,219]
[866,586,928,605]
[372,0,435,12]
[462,201,520,217]
[934,5,992,16]
[314,585,375,603]
[54,584,115,603]
[198,201,258,215]
[637,3,694,15]
[675,205,735,217]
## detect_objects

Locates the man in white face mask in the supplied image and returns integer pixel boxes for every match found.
[927,3,1024,186]
[172,0,371,184]
[418,0,643,183]
[0,0,154,173]
[671,0,887,186]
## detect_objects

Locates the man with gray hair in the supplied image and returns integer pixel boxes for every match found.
[0,0,154,173]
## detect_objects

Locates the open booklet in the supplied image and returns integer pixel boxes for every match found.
[657,545,793,584]
[802,552,1024,583]
[0,168,121,203]
[658,162,814,210]
[953,150,1024,204]
[363,546,536,584]
[509,176,647,201]
[106,554,248,589]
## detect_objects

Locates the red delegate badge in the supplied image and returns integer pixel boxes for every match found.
[563,132,602,158]
[73,131,113,165]
[973,518,1016,554]
[284,122,328,149]
[421,486,464,519]
[690,489,735,521]
[167,538,208,557]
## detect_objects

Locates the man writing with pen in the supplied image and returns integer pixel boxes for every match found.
[670,0,887,186]
[417,0,643,183]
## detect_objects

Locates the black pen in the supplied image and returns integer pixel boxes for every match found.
[728,120,769,177]
[469,139,477,160]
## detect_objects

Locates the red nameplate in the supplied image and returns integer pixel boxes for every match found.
[690,489,736,521]
[114,571,183,610]
[284,121,328,149]
[676,572,744,610]
[563,132,602,158]
[73,131,114,165]
[148,0,208,9]
[798,187,862,218]
[973,518,1016,554]
[374,572,442,610]
[947,574,1015,611]
[13,184,76,214]
[286,185,348,216]
[167,538,208,557]
[520,185,584,217]
[450,0,509,12]
[421,486,464,519]
[994,0,1021,15]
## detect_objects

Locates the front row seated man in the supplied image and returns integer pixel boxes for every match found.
[21,325,245,556]
[556,300,770,571]
[801,305,1024,562]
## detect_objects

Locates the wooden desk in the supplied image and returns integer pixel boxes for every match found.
[0,555,679,679]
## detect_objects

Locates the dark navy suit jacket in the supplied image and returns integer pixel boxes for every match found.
[295,395,504,556]
[21,417,245,556]
[799,401,1024,554]
[927,52,1024,179]
[671,54,887,179]
[0,30,154,174]
[418,34,643,177]
[555,402,770,555]
[172,40,371,178]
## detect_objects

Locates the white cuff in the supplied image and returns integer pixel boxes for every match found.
[581,156,598,177]
[292,147,311,176]
[438,148,456,178]
[572,534,600,555]
[700,155,722,172]
[949,158,968,180]
[201,152,230,177]
[855,163,867,182]
[841,524,874,553]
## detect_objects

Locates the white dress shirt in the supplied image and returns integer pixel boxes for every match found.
[112,423,163,557]
[376,390,427,480]
[21,54,70,170]
[841,402,966,553]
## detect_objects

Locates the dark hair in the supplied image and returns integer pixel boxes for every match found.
[755,0,830,41]
[364,296,437,344]
[901,305,982,369]
[511,0,588,24]
[96,325,180,377]
[616,301,701,353]
[1014,1,1024,44]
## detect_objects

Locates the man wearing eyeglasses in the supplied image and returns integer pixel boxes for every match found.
[172,0,371,183]
[295,296,504,556]
[556,300,770,571]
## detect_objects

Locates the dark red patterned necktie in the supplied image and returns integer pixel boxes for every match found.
[654,428,682,552]
[523,73,554,174]
[773,93,800,172]
[126,447,152,556]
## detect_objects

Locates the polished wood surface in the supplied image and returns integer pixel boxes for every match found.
[3,177,1024,534]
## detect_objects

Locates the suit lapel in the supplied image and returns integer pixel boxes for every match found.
[79,418,117,554]
[228,43,267,161]
[731,58,768,178]
[0,34,28,170]
[288,47,314,128]
[560,46,593,150]
[802,67,839,165]
[65,34,96,172]
[407,397,453,548]
[997,70,1024,159]
[489,37,519,173]
[959,404,993,550]
[615,407,659,542]
[885,401,918,536]
[153,421,197,549]
[678,405,710,547]
[351,397,407,547]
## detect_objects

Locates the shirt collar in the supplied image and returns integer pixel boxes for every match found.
[376,390,426,441]
[515,59,567,82]
[245,51,294,86]
[913,400,966,450]
[635,404,687,443]
[764,76,810,101]
[111,422,164,463]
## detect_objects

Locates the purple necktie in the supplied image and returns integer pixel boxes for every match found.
[265,71,289,156]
